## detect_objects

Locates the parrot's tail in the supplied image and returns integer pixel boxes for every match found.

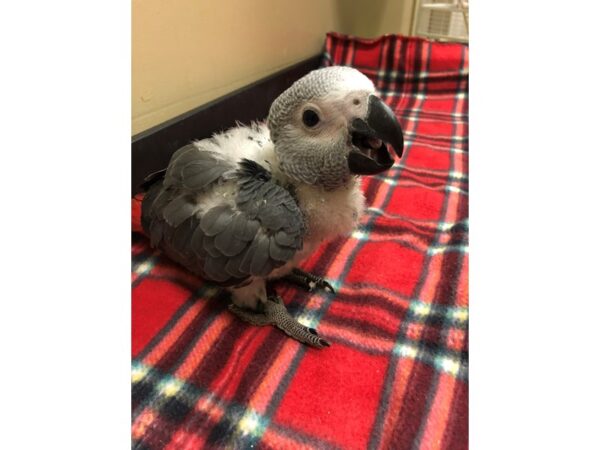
[132,194,145,234]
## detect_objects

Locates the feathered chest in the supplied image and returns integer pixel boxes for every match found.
[294,180,366,243]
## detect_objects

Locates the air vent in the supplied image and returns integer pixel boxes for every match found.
[412,0,469,43]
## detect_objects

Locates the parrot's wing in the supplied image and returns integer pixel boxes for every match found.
[142,155,305,286]
[163,144,235,193]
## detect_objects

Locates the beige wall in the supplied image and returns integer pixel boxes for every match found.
[132,0,414,135]
[336,0,415,39]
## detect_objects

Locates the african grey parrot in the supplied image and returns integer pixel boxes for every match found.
[140,66,404,348]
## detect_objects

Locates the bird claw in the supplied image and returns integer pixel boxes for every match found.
[312,279,335,294]
[228,295,330,349]
[277,321,330,348]
[285,269,336,294]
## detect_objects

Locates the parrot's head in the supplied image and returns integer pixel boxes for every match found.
[267,66,404,190]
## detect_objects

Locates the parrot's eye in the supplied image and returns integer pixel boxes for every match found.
[302,109,320,127]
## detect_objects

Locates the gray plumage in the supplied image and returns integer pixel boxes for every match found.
[164,145,232,191]
[162,194,197,228]
[142,156,305,287]
[200,205,234,236]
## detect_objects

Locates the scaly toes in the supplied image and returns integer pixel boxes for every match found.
[228,304,272,327]
[286,325,330,348]
[275,317,330,348]
[230,295,330,349]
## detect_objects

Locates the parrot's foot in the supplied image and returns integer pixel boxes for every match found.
[283,268,335,294]
[228,295,330,349]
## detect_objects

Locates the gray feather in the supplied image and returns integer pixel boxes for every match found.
[149,220,163,247]
[148,187,171,213]
[224,255,250,279]
[269,237,296,262]
[230,214,248,240]
[180,160,214,178]
[203,256,231,282]
[260,207,288,230]
[282,199,301,212]
[284,220,303,234]
[237,189,255,205]
[162,195,197,227]
[260,258,277,277]
[214,227,247,257]
[168,145,199,167]
[293,234,303,249]
[164,146,233,192]
[239,237,260,274]
[274,230,296,247]
[171,217,196,255]
[236,219,260,241]
[190,225,207,258]
[263,184,280,200]
[200,205,234,236]
[250,234,271,275]
[201,235,222,258]
[183,165,228,191]
[163,146,201,187]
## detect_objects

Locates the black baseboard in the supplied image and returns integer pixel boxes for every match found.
[132,55,323,195]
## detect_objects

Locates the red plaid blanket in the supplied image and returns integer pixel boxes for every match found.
[132,32,468,450]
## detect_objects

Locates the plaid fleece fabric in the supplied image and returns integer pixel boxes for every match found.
[132,32,468,450]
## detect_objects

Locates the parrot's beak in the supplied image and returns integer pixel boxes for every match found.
[348,95,405,175]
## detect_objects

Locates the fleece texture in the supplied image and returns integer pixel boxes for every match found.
[132,32,468,450]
